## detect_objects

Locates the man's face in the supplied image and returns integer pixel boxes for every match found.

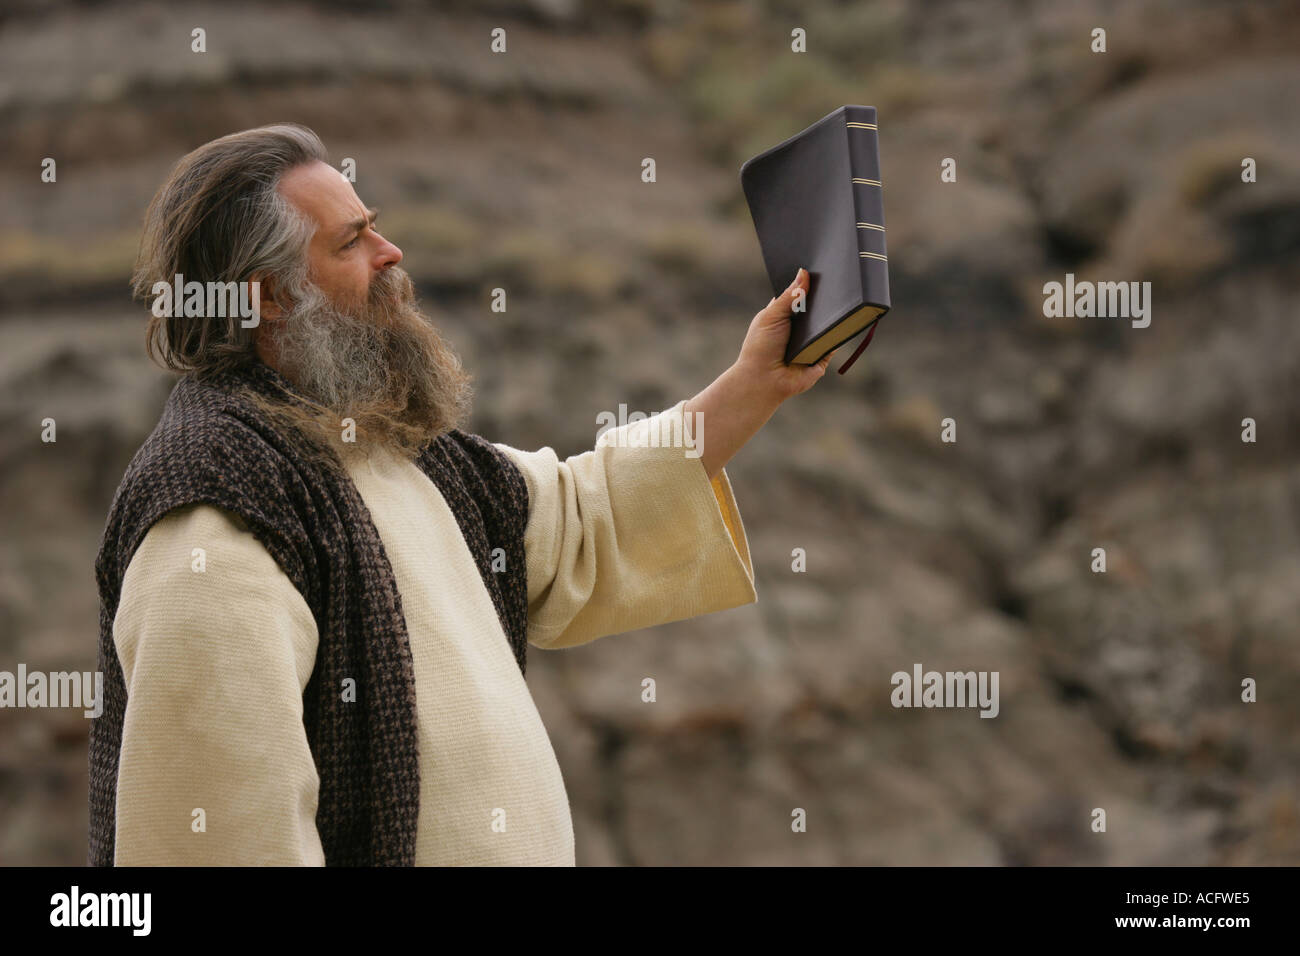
[251,160,473,461]
[278,160,404,311]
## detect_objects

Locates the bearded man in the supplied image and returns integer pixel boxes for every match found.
[91,123,835,866]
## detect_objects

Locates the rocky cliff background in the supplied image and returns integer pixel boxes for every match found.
[1,0,1297,865]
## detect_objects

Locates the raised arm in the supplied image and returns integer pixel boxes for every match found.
[684,266,836,480]
[494,399,757,652]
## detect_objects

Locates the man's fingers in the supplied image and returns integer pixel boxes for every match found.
[767,269,808,310]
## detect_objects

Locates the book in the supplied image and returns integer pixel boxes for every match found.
[740,104,891,374]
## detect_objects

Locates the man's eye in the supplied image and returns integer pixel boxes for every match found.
[343,236,360,250]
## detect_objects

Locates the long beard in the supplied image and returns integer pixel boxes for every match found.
[252,266,474,466]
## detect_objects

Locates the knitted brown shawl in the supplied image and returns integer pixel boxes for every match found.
[90,360,530,866]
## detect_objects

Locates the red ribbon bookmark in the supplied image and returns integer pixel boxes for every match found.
[836,320,878,374]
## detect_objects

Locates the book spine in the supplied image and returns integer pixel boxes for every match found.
[845,106,890,310]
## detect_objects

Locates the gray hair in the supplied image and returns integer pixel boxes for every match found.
[132,123,328,378]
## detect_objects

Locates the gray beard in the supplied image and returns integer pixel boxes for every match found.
[260,265,474,464]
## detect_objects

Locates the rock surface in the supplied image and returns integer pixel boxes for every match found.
[0,0,1296,865]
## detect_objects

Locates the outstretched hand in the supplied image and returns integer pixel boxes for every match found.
[733,267,837,402]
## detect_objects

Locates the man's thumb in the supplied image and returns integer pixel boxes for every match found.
[771,267,807,306]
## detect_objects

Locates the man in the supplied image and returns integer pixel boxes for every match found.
[91,123,836,866]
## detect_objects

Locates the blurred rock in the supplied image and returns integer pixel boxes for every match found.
[0,0,1297,866]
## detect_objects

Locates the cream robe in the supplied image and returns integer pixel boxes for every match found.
[109,399,756,865]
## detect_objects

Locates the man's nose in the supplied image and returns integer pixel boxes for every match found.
[374,236,403,268]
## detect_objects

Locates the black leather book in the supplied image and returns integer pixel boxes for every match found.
[740,105,891,373]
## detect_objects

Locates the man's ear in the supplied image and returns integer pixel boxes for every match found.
[249,273,285,369]
[252,273,286,322]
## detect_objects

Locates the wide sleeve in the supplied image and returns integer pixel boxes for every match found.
[493,398,758,651]
[111,503,325,866]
